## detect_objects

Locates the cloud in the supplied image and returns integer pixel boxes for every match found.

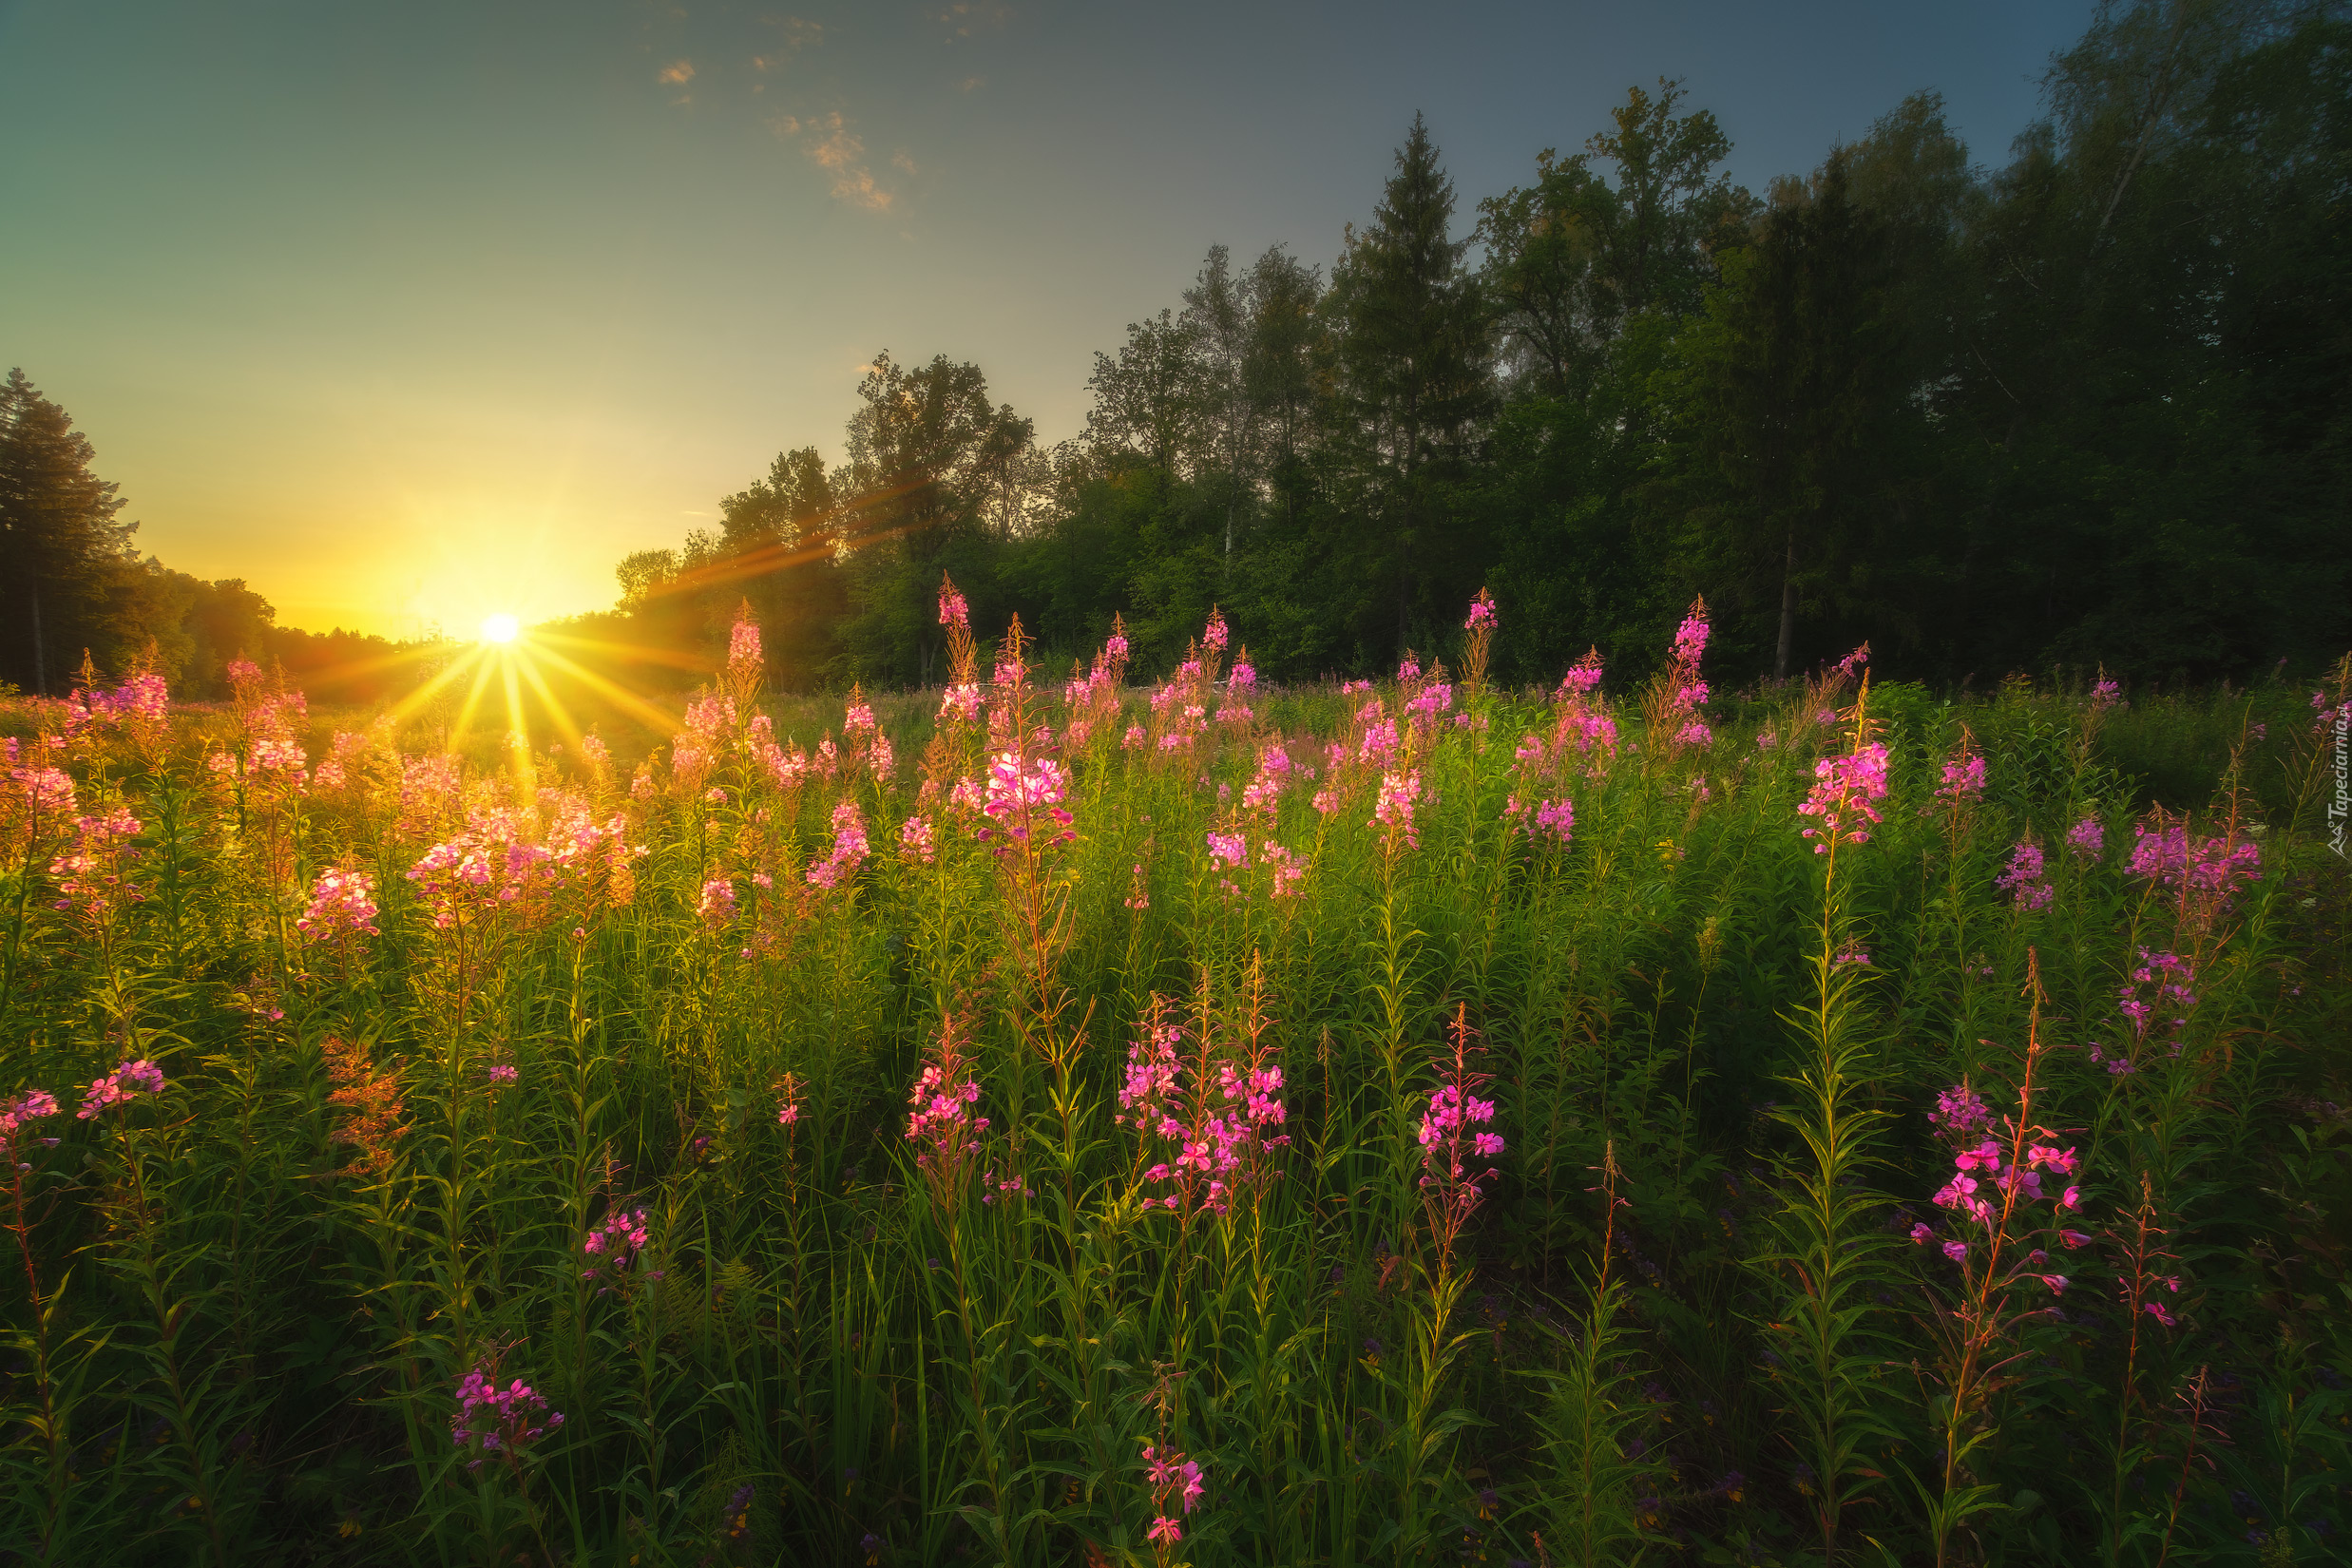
[774,111,896,211]
[959,75,985,92]
[657,59,695,86]
[751,16,822,70]
[890,149,918,175]
[935,1,1011,37]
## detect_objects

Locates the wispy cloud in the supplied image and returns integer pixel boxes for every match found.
[774,111,896,211]
[935,2,1012,38]
[959,75,985,92]
[750,15,823,70]
[890,149,919,175]
[657,59,695,86]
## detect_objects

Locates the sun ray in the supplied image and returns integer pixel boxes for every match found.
[515,654,587,759]
[524,642,689,741]
[379,643,485,737]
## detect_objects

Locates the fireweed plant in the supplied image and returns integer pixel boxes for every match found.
[0,599,2344,1566]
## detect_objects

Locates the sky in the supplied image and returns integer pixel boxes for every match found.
[0,0,2095,640]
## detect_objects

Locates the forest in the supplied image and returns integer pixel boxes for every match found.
[4,2,2346,704]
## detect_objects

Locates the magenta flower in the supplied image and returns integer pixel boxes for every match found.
[1909,1222,1934,1244]
[2066,817,2105,859]
[1942,1240,1968,1263]
[582,1207,651,1285]
[1464,590,1497,631]
[1142,1440,1205,1546]
[1529,796,1575,846]
[297,867,381,942]
[2,1088,61,1139]
[938,581,969,630]
[1796,743,1890,854]
[1996,840,2054,910]
[1934,748,1985,806]
[48,807,144,917]
[450,1363,564,1467]
[698,877,737,924]
[979,753,1074,847]
[1371,768,1422,848]
[727,614,761,674]
[807,799,872,888]
[76,1059,165,1119]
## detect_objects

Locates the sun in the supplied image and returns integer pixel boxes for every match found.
[479,613,521,644]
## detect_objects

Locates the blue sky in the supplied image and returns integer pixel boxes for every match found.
[0,0,2094,637]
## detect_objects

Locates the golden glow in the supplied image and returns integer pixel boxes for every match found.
[479,613,522,644]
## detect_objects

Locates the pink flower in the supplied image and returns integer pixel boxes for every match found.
[2066,817,2105,859]
[1996,840,2054,910]
[728,616,762,673]
[1147,1517,1182,1546]
[1371,769,1422,848]
[1942,1240,1968,1263]
[1909,1222,1933,1244]
[698,878,737,925]
[450,1363,564,1464]
[807,800,871,888]
[1935,750,1985,805]
[2144,1301,2176,1329]
[2,1089,61,1138]
[297,867,381,942]
[1464,591,1497,630]
[76,1059,166,1119]
[1796,743,1889,854]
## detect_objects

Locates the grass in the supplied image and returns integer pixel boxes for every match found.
[0,626,2346,1567]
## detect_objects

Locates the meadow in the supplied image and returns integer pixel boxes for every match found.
[3,590,2348,1568]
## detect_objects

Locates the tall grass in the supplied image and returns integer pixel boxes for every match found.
[0,613,2345,1566]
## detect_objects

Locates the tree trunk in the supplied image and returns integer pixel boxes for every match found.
[1775,526,1797,681]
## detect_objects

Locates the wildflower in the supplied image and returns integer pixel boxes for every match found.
[1464,593,1497,630]
[980,753,1074,846]
[898,813,936,864]
[1371,769,1422,848]
[449,1363,564,1467]
[698,877,737,924]
[1796,743,1889,854]
[2125,815,2261,901]
[76,1059,165,1119]
[48,807,144,917]
[1529,796,1574,846]
[807,799,871,888]
[1934,746,1985,807]
[2144,1301,2176,1329]
[1142,1443,1205,1543]
[323,1036,404,1176]
[583,1207,652,1285]
[1909,1222,1934,1244]
[1942,1240,1968,1264]
[2066,817,2105,859]
[1996,841,2054,910]
[727,614,761,675]
[296,867,381,942]
[486,1063,518,1087]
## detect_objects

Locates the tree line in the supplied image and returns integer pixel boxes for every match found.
[0,367,411,703]
[603,0,2347,692]
[6,1,2343,701]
